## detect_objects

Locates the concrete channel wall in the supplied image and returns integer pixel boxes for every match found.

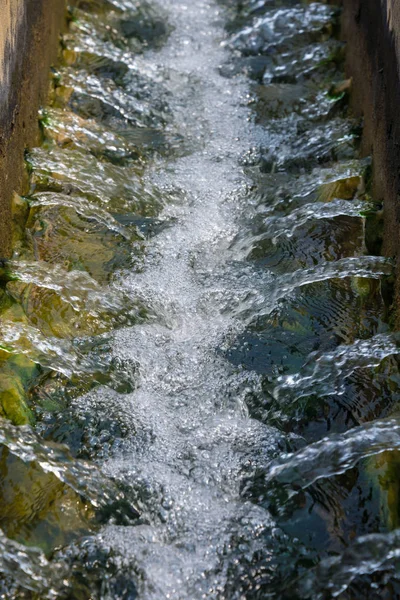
[342,0,400,318]
[0,0,65,257]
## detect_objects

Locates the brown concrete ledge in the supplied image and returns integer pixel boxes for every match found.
[0,0,66,257]
[342,0,400,320]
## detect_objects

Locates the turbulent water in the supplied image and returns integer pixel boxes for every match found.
[1,0,400,598]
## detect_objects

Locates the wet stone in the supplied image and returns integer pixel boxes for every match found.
[25,204,137,283]
[6,280,112,338]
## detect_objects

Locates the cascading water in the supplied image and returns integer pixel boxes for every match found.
[0,0,399,598]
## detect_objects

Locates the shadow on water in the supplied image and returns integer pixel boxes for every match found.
[0,0,399,598]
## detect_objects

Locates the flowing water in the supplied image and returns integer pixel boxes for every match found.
[1,0,400,598]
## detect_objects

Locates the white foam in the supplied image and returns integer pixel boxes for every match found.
[76,0,281,596]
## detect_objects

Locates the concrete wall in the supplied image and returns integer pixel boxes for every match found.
[342,0,400,320]
[0,0,66,257]
[0,1,24,110]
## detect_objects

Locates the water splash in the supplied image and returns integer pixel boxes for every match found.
[275,333,400,402]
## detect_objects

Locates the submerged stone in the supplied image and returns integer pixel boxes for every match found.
[366,448,400,531]
[25,204,135,284]
[0,327,40,425]
[6,280,111,339]
[328,77,352,100]
[0,444,95,556]
[318,175,362,202]
[29,146,165,217]
[40,108,143,165]
[0,374,32,426]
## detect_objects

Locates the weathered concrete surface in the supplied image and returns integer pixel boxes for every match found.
[342,0,400,320]
[0,0,66,257]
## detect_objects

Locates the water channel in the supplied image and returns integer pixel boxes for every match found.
[1,0,400,598]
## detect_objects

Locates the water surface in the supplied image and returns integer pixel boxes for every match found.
[1,0,400,598]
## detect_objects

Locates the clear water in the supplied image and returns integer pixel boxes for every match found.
[0,0,399,598]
